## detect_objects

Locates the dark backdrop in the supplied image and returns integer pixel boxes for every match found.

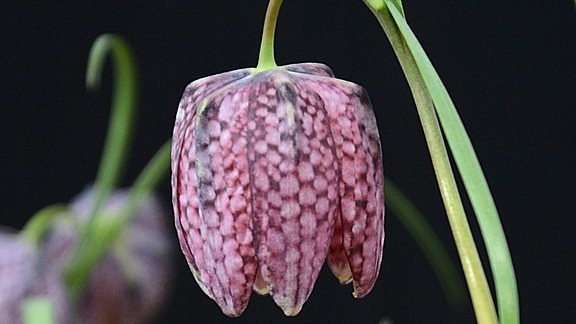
[1,1,574,323]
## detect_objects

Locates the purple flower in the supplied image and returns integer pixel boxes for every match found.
[0,188,172,324]
[172,63,385,316]
[0,227,71,324]
[61,188,173,324]
[0,228,38,324]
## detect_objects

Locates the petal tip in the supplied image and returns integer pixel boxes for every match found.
[222,309,242,318]
[281,304,303,317]
[252,270,271,295]
[351,286,371,299]
[219,301,249,318]
[272,295,304,316]
[338,275,353,285]
[190,267,214,299]
[253,285,271,296]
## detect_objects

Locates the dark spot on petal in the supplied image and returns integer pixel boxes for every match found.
[356,201,367,209]
[277,83,297,104]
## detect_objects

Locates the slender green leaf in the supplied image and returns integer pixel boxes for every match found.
[363,2,497,322]
[385,2,519,323]
[385,178,466,306]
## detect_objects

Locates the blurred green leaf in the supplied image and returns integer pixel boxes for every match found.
[385,178,466,307]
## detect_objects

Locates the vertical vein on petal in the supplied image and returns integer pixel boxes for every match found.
[248,72,339,316]
[305,76,385,298]
[194,85,258,316]
[172,70,254,307]
[173,91,206,297]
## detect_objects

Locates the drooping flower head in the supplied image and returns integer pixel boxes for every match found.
[172,62,384,316]
[66,187,173,324]
[171,0,384,317]
[0,228,39,324]
[0,188,172,324]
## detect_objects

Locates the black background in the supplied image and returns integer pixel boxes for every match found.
[1,1,574,323]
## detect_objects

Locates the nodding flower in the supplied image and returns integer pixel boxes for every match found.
[0,188,172,324]
[172,62,385,316]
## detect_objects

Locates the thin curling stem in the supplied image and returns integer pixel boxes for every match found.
[256,0,283,71]
[65,34,137,301]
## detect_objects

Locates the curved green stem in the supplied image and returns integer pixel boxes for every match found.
[256,0,283,71]
[363,2,499,323]
[64,140,171,300]
[85,34,138,227]
[65,34,138,300]
[20,204,68,246]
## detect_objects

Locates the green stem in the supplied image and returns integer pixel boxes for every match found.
[382,2,518,323]
[65,34,138,300]
[103,140,172,250]
[20,204,68,246]
[65,140,171,300]
[256,0,283,71]
[364,3,498,323]
[85,34,138,230]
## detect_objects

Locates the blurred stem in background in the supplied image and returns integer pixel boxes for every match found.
[60,34,168,304]
[64,34,139,300]
[385,179,466,307]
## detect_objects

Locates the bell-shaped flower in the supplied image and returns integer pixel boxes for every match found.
[0,226,72,324]
[0,227,39,323]
[55,187,173,324]
[0,187,172,324]
[172,62,385,316]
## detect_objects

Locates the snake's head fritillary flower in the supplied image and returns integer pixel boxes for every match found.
[61,187,173,324]
[172,62,385,316]
[0,226,71,324]
[0,227,38,323]
[0,188,172,324]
